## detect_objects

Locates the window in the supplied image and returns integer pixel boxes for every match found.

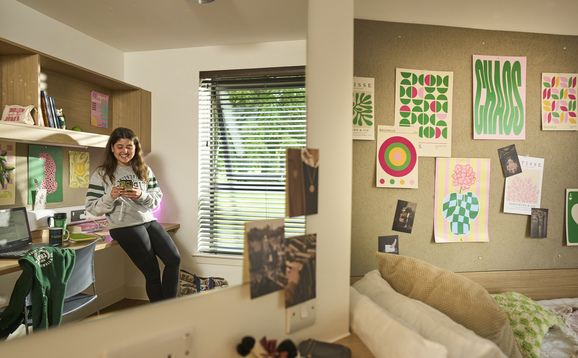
[198,67,307,255]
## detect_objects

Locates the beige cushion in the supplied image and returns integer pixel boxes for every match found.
[354,270,507,358]
[376,252,522,358]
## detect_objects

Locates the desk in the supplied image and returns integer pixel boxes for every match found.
[0,222,180,276]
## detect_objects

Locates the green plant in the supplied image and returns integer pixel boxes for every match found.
[353,92,373,126]
[0,151,15,189]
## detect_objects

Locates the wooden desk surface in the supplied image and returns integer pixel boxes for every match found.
[0,222,180,276]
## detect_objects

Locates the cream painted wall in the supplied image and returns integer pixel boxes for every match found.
[0,1,354,357]
[0,0,124,79]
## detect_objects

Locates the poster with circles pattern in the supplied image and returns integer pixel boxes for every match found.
[394,68,453,157]
[376,126,419,189]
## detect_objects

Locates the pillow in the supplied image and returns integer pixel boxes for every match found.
[493,292,562,358]
[349,287,448,358]
[353,270,507,358]
[376,252,521,358]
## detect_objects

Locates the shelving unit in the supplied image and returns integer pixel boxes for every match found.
[0,37,151,150]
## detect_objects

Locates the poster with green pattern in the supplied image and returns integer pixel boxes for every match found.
[566,189,578,245]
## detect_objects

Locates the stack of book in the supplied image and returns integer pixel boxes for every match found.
[40,91,66,129]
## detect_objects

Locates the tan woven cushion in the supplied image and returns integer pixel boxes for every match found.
[376,252,522,358]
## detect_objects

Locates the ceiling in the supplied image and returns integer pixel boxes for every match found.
[15,0,578,53]
[15,0,308,52]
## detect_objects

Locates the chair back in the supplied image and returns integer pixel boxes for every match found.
[64,240,97,299]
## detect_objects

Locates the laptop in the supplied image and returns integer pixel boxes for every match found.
[0,207,50,259]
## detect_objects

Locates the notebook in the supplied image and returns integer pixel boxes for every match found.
[0,207,48,259]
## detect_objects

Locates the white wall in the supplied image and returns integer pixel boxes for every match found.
[0,1,354,357]
[123,40,307,287]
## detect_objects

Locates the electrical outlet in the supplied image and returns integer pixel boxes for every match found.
[103,325,193,358]
[286,299,316,334]
[70,209,86,222]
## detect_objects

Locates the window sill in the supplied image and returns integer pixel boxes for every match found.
[192,253,244,267]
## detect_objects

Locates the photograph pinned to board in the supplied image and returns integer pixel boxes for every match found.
[498,144,522,177]
[244,218,286,299]
[530,208,548,239]
[352,77,375,140]
[541,73,578,131]
[392,200,417,234]
[473,55,526,140]
[285,233,316,308]
[434,158,491,243]
[504,157,544,215]
[0,141,16,206]
[285,148,319,217]
[69,151,90,188]
[90,91,109,128]
[378,235,399,254]
[28,145,63,204]
[394,68,453,157]
[565,189,578,246]
[376,125,419,189]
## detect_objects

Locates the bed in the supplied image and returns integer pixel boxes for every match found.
[349,253,578,358]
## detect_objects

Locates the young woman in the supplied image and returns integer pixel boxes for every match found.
[85,127,180,302]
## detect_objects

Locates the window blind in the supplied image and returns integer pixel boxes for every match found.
[198,67,307,255]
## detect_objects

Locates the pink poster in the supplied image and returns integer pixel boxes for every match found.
[91,91,109,128]
[472,55,526,140]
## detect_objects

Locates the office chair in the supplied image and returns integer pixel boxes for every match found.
[61,239,100,318]
[21,239,100,334]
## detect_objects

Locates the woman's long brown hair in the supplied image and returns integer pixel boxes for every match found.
[99,127,148,185]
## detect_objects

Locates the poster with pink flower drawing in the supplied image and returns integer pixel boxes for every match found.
[541,73,577,131]
[28,145,63,204]
[434,158,491,243]
[504,157,544,215]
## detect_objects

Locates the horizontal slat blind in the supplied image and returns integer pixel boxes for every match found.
[198,69,306,254]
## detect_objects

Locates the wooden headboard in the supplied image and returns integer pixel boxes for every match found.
[351,268,578,301]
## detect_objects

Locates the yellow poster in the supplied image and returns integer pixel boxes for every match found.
[0,141,16,205]
[434,158,490,243]
[69,151,90,188]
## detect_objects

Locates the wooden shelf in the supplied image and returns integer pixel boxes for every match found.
[0,36,151,150]
[0,121,109,148]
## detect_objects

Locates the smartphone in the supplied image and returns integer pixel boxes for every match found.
[119,180,133,189]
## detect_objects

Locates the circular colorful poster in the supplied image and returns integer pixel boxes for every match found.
[378,136,417,177]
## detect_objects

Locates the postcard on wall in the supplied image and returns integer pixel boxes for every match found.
[244,218,286,299]
[472,55,526,140]
[28,145,63,204]
[531,208,548,239]
[392,200,417,234]
[497,144,522,178]
[353,77,375,140]
[0,141,16,206]
[394,68,453,157]
[542,73,577,131]
[378,235,399,254]
[90,91,109,128]
[69,151,90,188]
[285,148,319,217]
[285,233,316,308]
[376,125,419,189]
[504,157,544,215]
[434,158,491,243]
[566,189,578,246]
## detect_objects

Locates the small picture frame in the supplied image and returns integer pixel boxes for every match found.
[392,200,417,234]
[33,188,47,210]
[531,208,548,238]
[498,144,522,177]
[378,235,399,254]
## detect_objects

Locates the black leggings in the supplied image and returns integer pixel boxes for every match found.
[110,221,181,302]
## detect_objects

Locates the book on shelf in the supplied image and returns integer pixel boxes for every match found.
[40,91,52,127]
[48,96,60,129]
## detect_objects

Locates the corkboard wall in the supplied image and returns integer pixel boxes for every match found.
[3,143,103,210]
[351,20,578,275]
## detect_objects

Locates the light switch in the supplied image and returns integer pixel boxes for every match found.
[286,298,316,334]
